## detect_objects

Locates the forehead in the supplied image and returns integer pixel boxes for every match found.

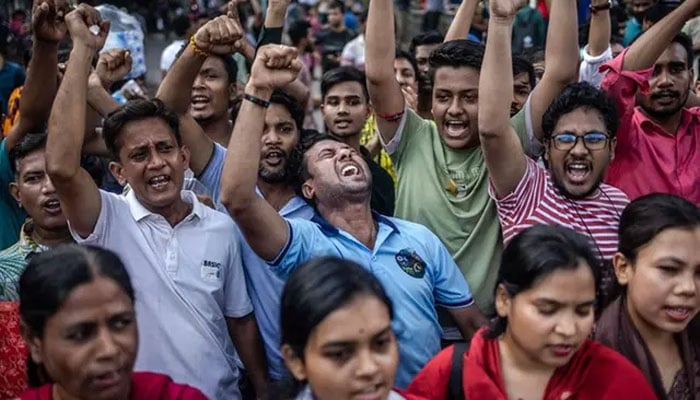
[309,296,391,345]
[513,72,531,86]
[415,43,440,57]
[519,263,596,302]
[200,56,228,75]
[553,107,606,132]
[308,139,349,155]
[394,57,414,71]
[433,66,479,90]
[632,0,653,6]
[655,42,689,66]
[325,81,365,98]
[50,277,133,326]
[119,117,178,149]
[265,103,296,125]
[16,148,47,174]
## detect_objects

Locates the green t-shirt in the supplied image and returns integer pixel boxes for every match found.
[388,109,529,313]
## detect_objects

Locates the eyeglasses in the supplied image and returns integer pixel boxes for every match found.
[550,131,610,151]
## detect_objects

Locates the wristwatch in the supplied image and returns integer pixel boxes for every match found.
[590,0,612,14]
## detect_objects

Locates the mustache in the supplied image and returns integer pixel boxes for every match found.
[650,90,680,99]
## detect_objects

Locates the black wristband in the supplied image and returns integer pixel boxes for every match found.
[590,0,612,14]
[243,93,271,108]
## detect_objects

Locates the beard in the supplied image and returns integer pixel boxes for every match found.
[641,89,689,121]
[258,145,303,185]
[550,170,603,200]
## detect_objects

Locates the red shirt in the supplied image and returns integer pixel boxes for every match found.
[20,372,207,400]
[601,49,700,205]
[407,328,658,400]
[0,301,27,399]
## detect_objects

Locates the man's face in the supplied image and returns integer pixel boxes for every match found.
[302,140,372,205]
[322,81,370,139]
[109,117,190,213]
[414,44,441,81]
[327,7,344,28]
[611,43,624,58]
[394,57,418,93]
[10,149,67,232]
[259,104,301,184]
[512,72,532,116]
[190,56,235,123]
[632,0,655,20]
[431,66,480,149]
[638,43,692,122]
[545,107,615,199]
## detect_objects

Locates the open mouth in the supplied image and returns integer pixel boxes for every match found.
[565,161,591,184]
[92,370,122,389]
[334,119,353,129]
[352,383,384,400]
[191,95,210,110]
[148,175,171,191]
[340,164,360,177]
[549,344,575,357]
[652,91,679,105]
[264,149,285,166]
[664,306,694,322]
[443,120,468,139]
[42,199,62,214]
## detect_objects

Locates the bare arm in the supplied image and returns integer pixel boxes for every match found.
[479,0,528,198]
[45,5,109,238]
[448,307,488,342]
[587,0,612,57]
[226,315,268,399]
[365,0,407,145]
[220,45,301,261]
[445,0,479,42]
[528,0,579,140]
[623,0,700,71]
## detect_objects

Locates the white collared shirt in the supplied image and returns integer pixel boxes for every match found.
[70,189,252,400]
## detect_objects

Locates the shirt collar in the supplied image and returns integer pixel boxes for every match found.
[311,211,400,236]
[638,107,699,135]
[125,189,204,222]
[18,220,52,259]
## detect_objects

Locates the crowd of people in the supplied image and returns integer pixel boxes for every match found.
[0,0,698,399]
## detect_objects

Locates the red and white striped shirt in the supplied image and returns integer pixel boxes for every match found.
[490,159,629,260]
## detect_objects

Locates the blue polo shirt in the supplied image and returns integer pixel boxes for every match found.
[269,213,474,388]
[239,196,315,380]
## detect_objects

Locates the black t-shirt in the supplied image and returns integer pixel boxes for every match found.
[362,147,395,216]
[316,28,356,70]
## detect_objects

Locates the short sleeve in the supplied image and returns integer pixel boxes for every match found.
[223,232,254,318]
[196,143,226,203]
[380,108,431,162]
[429,233,474,309]
[489,158,543,226]
[69,190,121,244]
[578,45,613,88]
[267,219,334,279]
[406,345,452,400]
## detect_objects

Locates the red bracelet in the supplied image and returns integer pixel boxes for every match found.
[376,110,405,122]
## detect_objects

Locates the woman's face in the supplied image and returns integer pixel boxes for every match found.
[27,276,138,400]
[497,262,596,370]
[615,227,700,335]
[284,295,399,400]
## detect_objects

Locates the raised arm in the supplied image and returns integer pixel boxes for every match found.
[87,48,131,117]
[445,0,479,42]
[5,0,69,151]
[45,4,109,238]
[587,0,612,57]
[622,0,700,71]
[479,0,528,198]
[156,9,243,174]
[219,45,301,261]
[528,0,579,140]
[365,0,407,145]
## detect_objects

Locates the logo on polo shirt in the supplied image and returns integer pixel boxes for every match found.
[395,249,426,278]
[201,260,222,282]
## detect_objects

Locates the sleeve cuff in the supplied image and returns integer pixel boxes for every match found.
[268,220,293,267]
[377,107,408,155]
[581,44,613,63]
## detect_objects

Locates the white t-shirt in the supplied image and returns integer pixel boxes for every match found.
[70,189,252,399]
[160,39,186,72]
[341,34,366,70]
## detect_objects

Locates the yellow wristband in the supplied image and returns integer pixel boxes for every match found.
[189,35,211,58]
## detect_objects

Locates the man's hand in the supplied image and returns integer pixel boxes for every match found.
[32,0,70,43]
[92,48,132,89]
[401,85,417,111]
[64,4,110,51]
[248,45,302,91]
[193,7,245,56]
[489,0,527,20]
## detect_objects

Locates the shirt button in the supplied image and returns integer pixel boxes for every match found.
[371,256,377,261]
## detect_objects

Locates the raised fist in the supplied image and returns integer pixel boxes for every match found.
[193,10,244,56]
[489,0,527,20]
[32,0,70,43]
[92,48,132,89]
[64,4,110,51]
[249,45,302,90]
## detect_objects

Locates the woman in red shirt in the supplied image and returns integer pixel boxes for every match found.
[278,256,426,400]
[408,225,657,400]
[18,244,207,400]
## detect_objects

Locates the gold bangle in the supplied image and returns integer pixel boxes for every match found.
[189,35,211,58]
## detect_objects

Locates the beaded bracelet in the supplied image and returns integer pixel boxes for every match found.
[377,110,405,122]
[243,93,271,108]
[189,35,211,58]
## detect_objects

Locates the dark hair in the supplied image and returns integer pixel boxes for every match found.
[19,244,134,386]
[174,44,239,83]
[513,54,536,90]
[618,193,700,262]
[643,3,673,24]
[487,225,600,338]
[541,82,619,141]
[102,99,182,160]
[671,32,694,68]
[410,30,444,55]
[288,20,311,46]
[328,0,345,13]
[271,90,305,132]
[395,49,418,77]
[321,66,369,102]
[281,256,393,358]
[429,39,485,72]
[9,132,47,175]
[295,130,341,206]
[171,14,191,37]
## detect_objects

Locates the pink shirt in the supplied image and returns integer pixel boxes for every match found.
[490,159,629,260]
[601,49,700,205]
